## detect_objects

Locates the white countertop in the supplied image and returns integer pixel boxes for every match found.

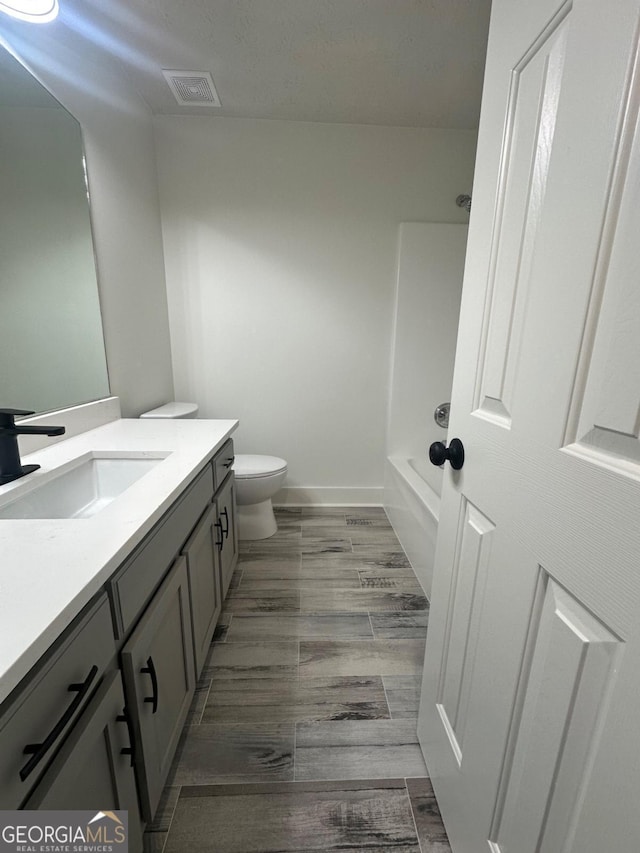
[0,417,238,706]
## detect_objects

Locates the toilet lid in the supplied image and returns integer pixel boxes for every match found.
[234,454,287,479]
[140,402,198,419]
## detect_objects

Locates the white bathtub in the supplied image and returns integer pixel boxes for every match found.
[384,456,439,598]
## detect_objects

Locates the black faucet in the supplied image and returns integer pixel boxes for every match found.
[0,408,66,485]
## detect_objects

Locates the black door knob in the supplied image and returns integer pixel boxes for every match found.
[429,438,465,470]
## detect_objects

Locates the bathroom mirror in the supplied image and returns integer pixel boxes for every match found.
[0,45,110,414]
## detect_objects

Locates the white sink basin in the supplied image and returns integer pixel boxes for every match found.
[0,452,169,519]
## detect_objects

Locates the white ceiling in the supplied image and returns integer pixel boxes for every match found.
[58,0,491,128]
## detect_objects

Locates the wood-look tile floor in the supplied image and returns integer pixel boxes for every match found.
[146,507,451,853]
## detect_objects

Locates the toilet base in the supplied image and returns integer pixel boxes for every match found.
[237,498,278,540]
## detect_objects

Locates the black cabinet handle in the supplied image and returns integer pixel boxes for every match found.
[20,664,99,781]
[221,507,229,538]
[116,705,136,767]
[223,456,235,469]
[215,519,224,551]
[140,657,158,714]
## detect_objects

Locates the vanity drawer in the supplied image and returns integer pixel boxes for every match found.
[110,464,214,639]
[213,438,235,491]
[23,670,143,853]
[0,593,115,809]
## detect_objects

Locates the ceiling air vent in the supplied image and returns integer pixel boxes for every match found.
[162,70,221,107]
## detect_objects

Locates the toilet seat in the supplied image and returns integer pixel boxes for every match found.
[234,455,287,479]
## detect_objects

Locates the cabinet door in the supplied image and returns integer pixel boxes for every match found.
[121,557,195,823]
[24,670,143,853]
[216,474,238,599]
[182,504,221,676]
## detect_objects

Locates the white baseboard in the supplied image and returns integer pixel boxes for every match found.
[274,486,384,506]
[17,397,121,455]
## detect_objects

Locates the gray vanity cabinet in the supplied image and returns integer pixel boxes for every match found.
[120,556,195,823]
[216,473,238,598]
[182,504,221,676]
[23,671,143,853]
[0,434,238,835]
[0,594,116,810]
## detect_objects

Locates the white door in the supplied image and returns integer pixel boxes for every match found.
[417,0,640,851]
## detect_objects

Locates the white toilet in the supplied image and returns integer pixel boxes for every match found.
[139,402,287,541]
[233,455,288,540]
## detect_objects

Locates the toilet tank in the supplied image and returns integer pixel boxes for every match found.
[139,402,199,419]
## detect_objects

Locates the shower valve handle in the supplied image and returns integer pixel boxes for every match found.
[429,438,465,470]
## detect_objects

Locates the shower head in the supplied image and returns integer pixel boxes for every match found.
[456,194,472,213]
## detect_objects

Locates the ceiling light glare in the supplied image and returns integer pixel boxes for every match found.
[0,0,59,23]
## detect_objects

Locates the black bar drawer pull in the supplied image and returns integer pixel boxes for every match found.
[221,507,229,538]
[222,456,235,469]
[116,705,136,767]
[20,664,99,781]
[140,657,159,714]
[215,519,224,551]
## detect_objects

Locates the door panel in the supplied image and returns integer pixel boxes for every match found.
[490,574,621,852]
[510,2,640,446]
[418,0,640,850]
[565,65,640,465]
[476,6,569,428]
[437,500,495,765]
